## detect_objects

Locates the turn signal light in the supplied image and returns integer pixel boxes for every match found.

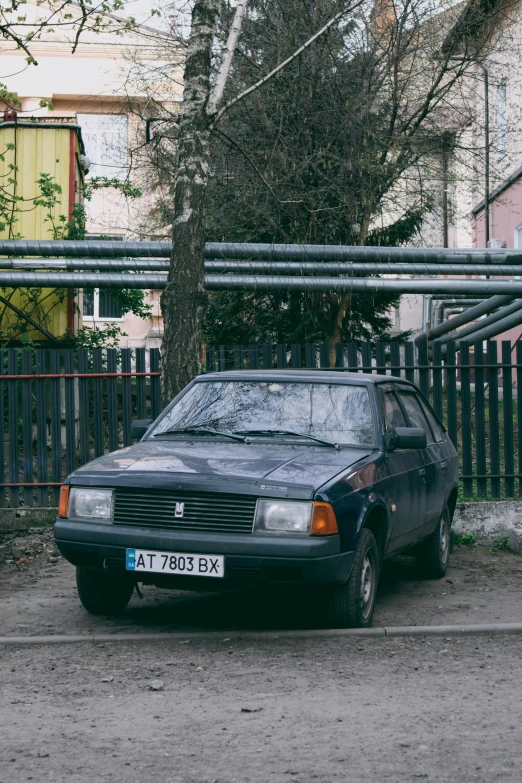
[310,502,338,535]
[58,485,70,518]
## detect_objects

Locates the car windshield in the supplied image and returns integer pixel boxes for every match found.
[150,380,375,447]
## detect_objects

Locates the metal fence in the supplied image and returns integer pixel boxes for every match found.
[2,340,521,507]
[1,347,160,509]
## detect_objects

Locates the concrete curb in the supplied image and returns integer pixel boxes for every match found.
[2,623,522,646]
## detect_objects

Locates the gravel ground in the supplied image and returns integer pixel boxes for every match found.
[1,529,522,781]
[1,635,522,782]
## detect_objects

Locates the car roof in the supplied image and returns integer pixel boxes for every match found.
[199,369,417,387]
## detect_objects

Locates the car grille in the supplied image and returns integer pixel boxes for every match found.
[113,489,256,534]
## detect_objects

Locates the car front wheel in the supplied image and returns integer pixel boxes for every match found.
[76,567,135,615]
[325,528,379,628]
[415,505,451,579]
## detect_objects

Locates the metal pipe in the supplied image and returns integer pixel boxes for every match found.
[4,239,522,264]
[3,271,522,295]
[435,299,522,345]
[444,308,466,317]
[454,304,522,347]
[5,257,522,276]
[428,295,483,332]
[425,295,516,340]
[204,243,522,263]
[435,299,484,327]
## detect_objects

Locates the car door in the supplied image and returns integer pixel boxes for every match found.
[379,384,427,552]
[418,397,450,527]
[395,387,442,537]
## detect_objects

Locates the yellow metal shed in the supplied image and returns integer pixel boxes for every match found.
[0,118,85,342]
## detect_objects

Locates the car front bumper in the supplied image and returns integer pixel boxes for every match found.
[54,519,354,587]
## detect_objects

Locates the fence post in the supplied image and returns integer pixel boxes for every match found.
[49,350,62,506]
[390,342,401,378]
[64,350,76,477]
[107,349,119,453]
[319,343,329,368]
[347,342,358,372]
[78,348,90,466]
[136,348,147,418]
[487,341,501,499]
[517,341,522,496]
[7,349,19,508]
[404,342,415,383]
[150,348,161,420]
[502,340,514,497]
[121,349,132,447]
[474,341,487,498]
[431,341,443,420]
[375,343,386,374]
[21,351,33,506]
[460,341,473,497]
[417,334,430,399]
[0,351,4,508]
[445,341,458,448]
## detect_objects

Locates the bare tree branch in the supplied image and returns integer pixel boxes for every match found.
[208,0,365,128]
[208,0,250,115]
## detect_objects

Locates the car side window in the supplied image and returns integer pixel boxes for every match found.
[396,389,434,445]
[381,388,407,431]
[419,399,445,442]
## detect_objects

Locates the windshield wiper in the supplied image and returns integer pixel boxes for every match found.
[233,429,340,450]
[154,427,248,442]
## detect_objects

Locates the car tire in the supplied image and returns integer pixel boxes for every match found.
[326,527,379,629]
[415,505,451,579]
[76,567,135,615]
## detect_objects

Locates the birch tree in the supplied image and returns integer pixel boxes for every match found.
[158,0,506,389]
[160,0,366,402]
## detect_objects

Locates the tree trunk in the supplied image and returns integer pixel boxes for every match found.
[160,0,220,406]
[327,292,352,366]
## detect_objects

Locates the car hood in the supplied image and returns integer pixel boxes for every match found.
[72,439,373,494]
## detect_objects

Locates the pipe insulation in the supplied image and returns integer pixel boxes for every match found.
[5,258,522,276]
[4,239,522,264]
[452,304,522,347]
[433,298,483,326]
[434,299,522,345]
[425,295,516,340]
[3,272,522,295]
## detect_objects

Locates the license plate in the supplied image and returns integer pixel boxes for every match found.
[125,548,224,578]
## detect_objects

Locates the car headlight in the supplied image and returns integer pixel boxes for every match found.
[254,499,313,534]
[66,487,114,522]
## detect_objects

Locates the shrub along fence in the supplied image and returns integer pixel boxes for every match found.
[1,339,521,507]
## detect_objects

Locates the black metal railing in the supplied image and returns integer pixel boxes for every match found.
[1,347,160,508]
[2,339,522,507]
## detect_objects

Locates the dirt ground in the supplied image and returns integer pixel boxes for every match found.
[1,528,522,636]
[1,630,522,782]
[1,530,522,782]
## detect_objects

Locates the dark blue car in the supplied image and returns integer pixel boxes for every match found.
[54,370,459,628]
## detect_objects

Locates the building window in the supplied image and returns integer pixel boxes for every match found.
[83,289,123,321]
[77,114,128,179]
[497,79,507,160]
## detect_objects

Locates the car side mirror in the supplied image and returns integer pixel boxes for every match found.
[387,427,427,451]
[131,419,153,440]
